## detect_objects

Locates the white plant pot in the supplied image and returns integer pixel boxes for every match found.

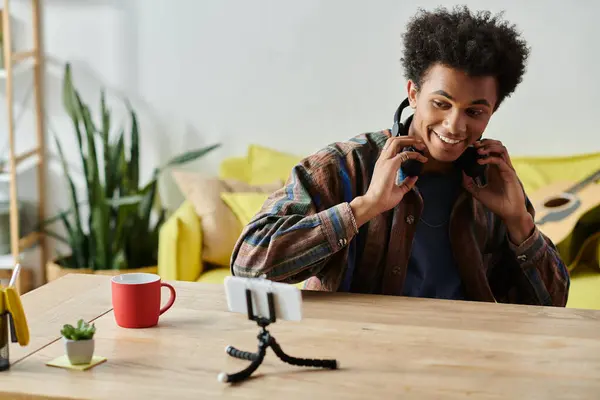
[64,338,95,365]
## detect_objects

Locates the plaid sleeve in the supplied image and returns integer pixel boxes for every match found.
[486,185,571,307]
[229,149,360,283]
[506,225,571,306]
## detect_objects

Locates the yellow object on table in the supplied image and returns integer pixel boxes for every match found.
[0,286,30,346]
[46,355,107,371]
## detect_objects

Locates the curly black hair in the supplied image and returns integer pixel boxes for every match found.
[401,5,530,110]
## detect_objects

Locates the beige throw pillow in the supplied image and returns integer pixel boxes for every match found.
[171,169,282,267]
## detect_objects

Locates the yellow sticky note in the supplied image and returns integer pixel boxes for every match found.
[46,355,107,371]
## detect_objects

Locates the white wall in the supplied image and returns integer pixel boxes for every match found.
[1,0,599,277]
[138,0,600,195]
[133,0,600,157]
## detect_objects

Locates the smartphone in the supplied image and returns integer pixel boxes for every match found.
[224,276,302,321]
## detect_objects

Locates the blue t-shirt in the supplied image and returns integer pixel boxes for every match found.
[402,169,466,300]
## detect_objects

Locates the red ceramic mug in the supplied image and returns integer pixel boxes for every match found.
[111,273,176,328]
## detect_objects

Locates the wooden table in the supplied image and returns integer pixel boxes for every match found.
[2,274,600,399]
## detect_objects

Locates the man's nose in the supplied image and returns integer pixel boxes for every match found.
[444,109,467,135]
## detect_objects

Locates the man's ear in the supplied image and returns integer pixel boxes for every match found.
[406,80,419,108]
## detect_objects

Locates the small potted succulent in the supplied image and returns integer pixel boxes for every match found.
[60,319,96,365]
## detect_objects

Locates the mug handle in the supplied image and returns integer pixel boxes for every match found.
[159,282,176,315]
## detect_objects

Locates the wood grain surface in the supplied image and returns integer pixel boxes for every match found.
[2,274,599,399]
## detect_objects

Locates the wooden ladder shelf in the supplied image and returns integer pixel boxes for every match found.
[1,0,46,293]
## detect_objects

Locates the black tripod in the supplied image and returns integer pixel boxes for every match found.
[218,288,338,384]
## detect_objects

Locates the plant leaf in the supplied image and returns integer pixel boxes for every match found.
[111,248,127,270]
[58,212,84,269]
[107,129,125,197]
[80,97,100,189]
[90,176,109,269]
[78,95,104,269]
[138,178,157,228]
[105,195,143,207]
[41,228,70,245]
[113,201,138,259]
[36,200,88,230]
[62,65,90,200]
[158,144,221,172]
[37,209,73,229]
[101,90,112,198]
[118,132,129,195]
[62,63,81,122]
[127,102,139,194]
[54,134,86,268]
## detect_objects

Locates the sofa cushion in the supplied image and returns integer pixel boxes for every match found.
[196,267,231,284]
[171,169,281,267]
[219,156,251,183]
[158,200,203,281]
[567,262,600,310]
[220,192,271,226]
[247,144,303,185]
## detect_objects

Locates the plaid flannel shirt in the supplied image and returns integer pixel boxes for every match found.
[230,130,570,306]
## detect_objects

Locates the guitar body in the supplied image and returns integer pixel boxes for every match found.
[528,180,600,246]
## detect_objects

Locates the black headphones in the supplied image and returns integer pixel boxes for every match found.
[392,97,487,186]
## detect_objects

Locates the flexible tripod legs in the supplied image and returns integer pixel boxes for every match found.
[218,288,338,384]
[218,326,338,384]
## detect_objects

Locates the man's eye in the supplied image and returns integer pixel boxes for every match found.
[432,100,448,109]
[467,108,483,117]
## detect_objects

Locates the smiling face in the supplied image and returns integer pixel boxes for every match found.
[407,63,498,171]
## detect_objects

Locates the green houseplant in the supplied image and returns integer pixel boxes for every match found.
[44,63,219,279]
[61,319,96,365]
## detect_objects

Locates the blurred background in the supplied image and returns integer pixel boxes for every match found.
[0,0,598,307]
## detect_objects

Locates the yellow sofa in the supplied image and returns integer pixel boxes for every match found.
[158,144,302,284]
[158,143,600,309]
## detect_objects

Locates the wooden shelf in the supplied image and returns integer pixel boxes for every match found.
[12,49,35,62]
[0,267,33,292]
[0,150,40,182]
[1,0,47,294]
[0,241,39,269]
[0,58,35,80]
[0,244,39,293]
[19,230,40,252]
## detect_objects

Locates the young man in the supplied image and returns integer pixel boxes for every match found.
[230,6,570,306]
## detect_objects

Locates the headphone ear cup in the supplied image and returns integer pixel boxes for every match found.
[455,146,487,185]
[400,146,425,177]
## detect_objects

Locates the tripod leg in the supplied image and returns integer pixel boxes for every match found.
[225,345,259,362]
[268,336,338,370]
[218,343,267,383]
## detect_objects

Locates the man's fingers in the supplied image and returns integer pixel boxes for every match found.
[477,143,506,155]
[383,137,425,159]
[475,138,502,147]
[390,150,428,166]
[462,171,481,198]
[477,143,509,163]
[395,175,418,192]
[477,155,513,173]
[476,140,514,168]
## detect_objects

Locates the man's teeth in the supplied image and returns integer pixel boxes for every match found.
[434,131,461,144]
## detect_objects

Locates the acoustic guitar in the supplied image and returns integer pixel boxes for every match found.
[529,168,600,246]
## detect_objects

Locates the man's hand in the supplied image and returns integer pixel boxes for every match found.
[350,136,428,228]
[462,138,534,244]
